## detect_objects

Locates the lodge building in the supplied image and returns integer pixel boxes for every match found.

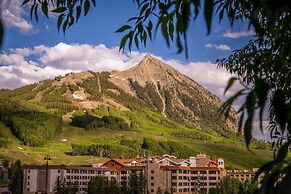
[23,154,226,194]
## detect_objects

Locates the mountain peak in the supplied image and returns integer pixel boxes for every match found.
[110,55,178,90]
[137,54,170,70]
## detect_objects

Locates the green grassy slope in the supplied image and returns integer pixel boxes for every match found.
[0,105,272,169]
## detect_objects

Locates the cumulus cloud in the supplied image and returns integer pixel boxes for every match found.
[0,43,146,89]
[0,0,34,33]
[205,43,231,51]
[222,30,255,39]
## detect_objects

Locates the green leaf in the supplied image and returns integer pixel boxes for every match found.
[68,15,75,28]
[142,31,147,46]
[41,0,49,18]
[139,3,149,16]
[62,18,69,34]
[84,0,90,16]
[91,0,96,7]
[224,76,238,95]
[146,20,153,40]
[119,34,130,52]
[134,34,139,49]
[278,164,291,194]
[76,6,81,22]
[255,160,277,180]
[238,111,244,134]
[244,91,256,149]
[272,90,287,130]
[255,80,269,132]
[161,18,170,47]
[57,14,65,32]
[276,142,290,161]
[128,31,134,51]
[51,7,67,13]
[219,89,245,118]
[115,25,132,33]
[204,0,214,34]
[34,3,39,22]
[30,3,35,20]
[21,0,31,6]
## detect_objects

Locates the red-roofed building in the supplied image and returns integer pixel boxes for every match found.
[23,154,226,194]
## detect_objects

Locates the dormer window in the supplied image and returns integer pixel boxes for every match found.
[131,161,138,166]
[164,160,169,166]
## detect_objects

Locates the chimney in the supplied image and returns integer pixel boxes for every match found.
[189,157,197,167]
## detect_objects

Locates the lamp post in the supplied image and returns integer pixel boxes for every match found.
[44,154,51,194]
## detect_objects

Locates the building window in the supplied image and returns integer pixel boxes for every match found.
[151,183,154,186]
[200,171,207,174]
[209,177,217,180]
[27,188,30,191]
[151,170,154,174]
[28,170,30,173]
[111,172,115,175]
[58,169,60,173]
[27,182,30,185]
[209,171,217,174]
[67,170,70,173]
[151,189,154,192]
[28,176,30,179]
[172,176,177,180]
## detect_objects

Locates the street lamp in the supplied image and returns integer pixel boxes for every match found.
[44,154,51,194]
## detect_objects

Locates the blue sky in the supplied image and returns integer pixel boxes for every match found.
[0,1,268,139]
[3,0,253,62]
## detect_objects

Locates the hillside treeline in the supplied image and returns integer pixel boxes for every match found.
[71,113,130,131]
[0,98,62,147]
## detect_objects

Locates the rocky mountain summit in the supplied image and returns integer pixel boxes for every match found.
[2,55,238,133]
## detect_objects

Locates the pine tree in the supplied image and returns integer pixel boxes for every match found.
[8,160,23,194]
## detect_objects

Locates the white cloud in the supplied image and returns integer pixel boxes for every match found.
[0,43,146,89]
[205,43,231,51]
[222,30,255,39]
[0,0,34,33]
